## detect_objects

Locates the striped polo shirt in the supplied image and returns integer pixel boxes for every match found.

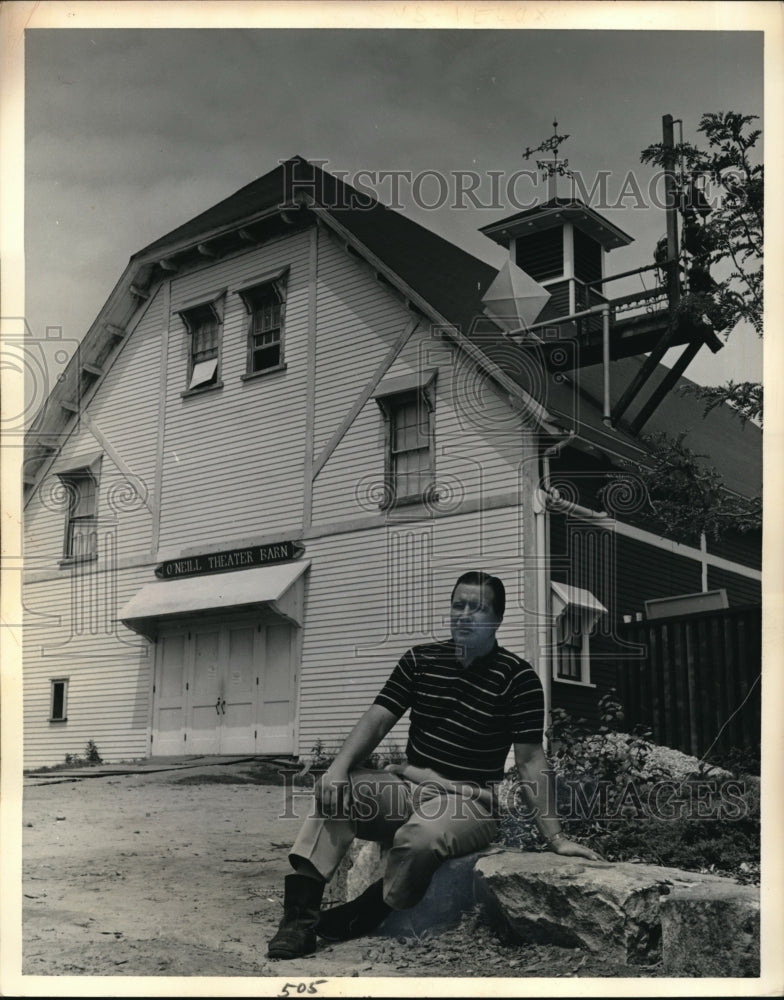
[374,639,544,786]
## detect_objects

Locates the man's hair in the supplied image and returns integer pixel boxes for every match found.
[450,571,506,620]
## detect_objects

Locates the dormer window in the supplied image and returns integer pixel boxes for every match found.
[178,293,225,392]
[238,269,288,378]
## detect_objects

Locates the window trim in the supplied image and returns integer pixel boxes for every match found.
[50,677,69,722]
[374,371,438,509]
[237,268,289,378]
[177,290,226,394]
[55,456,102,566]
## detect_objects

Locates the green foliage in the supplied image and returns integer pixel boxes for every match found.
[641,111,763,432]
[641,111,763,338]
[363,741,407,770]
[679,380,762,426]
[309,737,335,771]
[498,692,760,884]
[702,743,760,778]
[613,430,762,542]
[64,739,103,767]
[308,737,407,773]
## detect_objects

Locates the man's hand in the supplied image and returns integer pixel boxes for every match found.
[548,835,605,863]
[314,765,351,817]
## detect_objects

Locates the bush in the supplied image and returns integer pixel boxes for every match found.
[497,691,760,884]
[63,739,103,768]
[307,737,407,773]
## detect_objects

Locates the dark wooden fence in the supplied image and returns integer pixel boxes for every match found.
[614,604,761,759]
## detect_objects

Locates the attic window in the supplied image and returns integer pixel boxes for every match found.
[53,456,103,563]
[178,293,225,392]
[374,370,437,507]
[237,269,288,378]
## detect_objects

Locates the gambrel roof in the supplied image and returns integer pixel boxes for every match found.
[25,156,761,503]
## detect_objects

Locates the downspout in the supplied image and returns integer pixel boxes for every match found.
[535,431,612,750]
[535,432,573,752]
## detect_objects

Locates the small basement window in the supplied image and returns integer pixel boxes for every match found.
[50,678,68,722]
[238,270,288,377]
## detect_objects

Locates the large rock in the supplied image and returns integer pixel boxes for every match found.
[329,845,760,973]
[473,852,759,970]
[329,840,501,937]
[660,881,760,977]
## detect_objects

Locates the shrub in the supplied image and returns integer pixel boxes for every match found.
[63,740,103,768]
[497,691,760,884]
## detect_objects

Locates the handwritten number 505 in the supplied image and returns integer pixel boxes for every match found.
[279,980,328,997]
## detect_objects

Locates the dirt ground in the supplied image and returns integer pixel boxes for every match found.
[17,756,666,991]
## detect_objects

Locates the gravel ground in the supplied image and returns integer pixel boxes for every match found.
[11,757,671,994]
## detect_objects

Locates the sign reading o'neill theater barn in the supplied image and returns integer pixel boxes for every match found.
[155,540,304,580]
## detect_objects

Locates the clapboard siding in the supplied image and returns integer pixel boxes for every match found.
[549,515,703,623]
[312,327,527,525]
[159,231,312,549]
[706,528,762,571]
[707,564,762,606]
[313,230,414,455]
[23,564,155,767]
[25,287,165,565]
[23,429,105,562]
[296,505,532,758]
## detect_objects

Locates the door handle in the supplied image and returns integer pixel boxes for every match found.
[215,697,222,716]
[221,698,226,715]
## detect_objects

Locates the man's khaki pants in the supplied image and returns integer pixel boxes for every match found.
[289,768,498,910]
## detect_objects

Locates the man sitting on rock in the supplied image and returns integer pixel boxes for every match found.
[268,571,602,959]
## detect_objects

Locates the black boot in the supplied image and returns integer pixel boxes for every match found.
[267,874,325,959]
[315,878,392,942]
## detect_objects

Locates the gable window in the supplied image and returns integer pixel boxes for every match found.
[550,582,606,686]
[374,369,437,506]
[54,455,102,563]
[238,269,288,378]
[50,678,69,722]
[178,293,225,392]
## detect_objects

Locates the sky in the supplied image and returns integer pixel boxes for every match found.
[18,13,768,392]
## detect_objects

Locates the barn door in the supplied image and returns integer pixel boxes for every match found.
[152,617,296,756]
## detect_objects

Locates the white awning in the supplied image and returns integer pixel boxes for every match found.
[551,582,607,617]
[119,560,310,639]
[373,368,437,399]
[550,581,607,636]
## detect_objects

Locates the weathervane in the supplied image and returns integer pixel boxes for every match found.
[522,120,573,199]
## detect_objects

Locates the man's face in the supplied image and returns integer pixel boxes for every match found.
[450,582,500,651]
